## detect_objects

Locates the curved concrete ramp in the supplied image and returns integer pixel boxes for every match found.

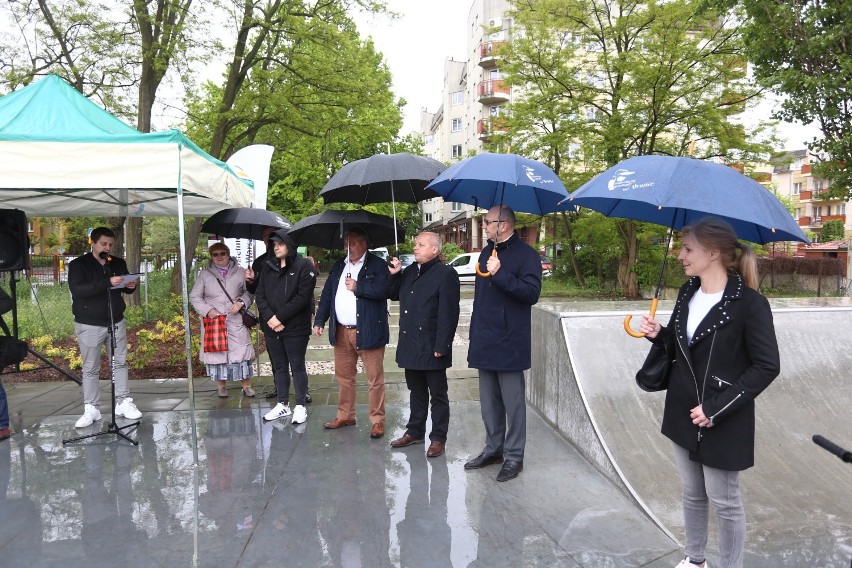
[554,307,852,567]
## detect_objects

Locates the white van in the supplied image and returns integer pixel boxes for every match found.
[369,247,389,261]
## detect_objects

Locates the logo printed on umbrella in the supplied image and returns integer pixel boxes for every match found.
[524,165,555,184]
[607,169,654,192]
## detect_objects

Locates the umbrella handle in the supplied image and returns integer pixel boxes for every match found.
[624,297,658,338]
[476,249,497,278]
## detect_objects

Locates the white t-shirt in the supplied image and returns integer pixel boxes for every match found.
[686,288,723,342]
[334,254,365,326]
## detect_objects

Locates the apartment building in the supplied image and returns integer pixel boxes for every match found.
[773,150,850,242]
[420,0,512,252]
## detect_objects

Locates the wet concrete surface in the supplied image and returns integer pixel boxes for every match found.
[1,296,851,566]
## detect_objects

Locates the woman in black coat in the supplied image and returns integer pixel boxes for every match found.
[640,217,780,568]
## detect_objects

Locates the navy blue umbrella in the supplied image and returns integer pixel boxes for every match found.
[426,152,569,216]
[564,155,809,336]
[565,155,808,244]
[426,152,569,277]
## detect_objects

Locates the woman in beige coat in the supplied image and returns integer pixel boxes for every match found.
[190,242,256,397]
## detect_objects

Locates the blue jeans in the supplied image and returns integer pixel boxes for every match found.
[0,379,8,429]
[673,442,745,568]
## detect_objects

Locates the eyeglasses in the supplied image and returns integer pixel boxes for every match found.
[211,252,229,257]
[482,218,502,226]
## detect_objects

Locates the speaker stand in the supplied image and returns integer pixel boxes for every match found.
[0,273,83,384]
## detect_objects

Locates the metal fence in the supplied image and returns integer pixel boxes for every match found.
[26,253,183,286]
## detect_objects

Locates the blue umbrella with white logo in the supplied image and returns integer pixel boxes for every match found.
[426,152,569,277]
[426,152,569,216]
[564,155,809,336]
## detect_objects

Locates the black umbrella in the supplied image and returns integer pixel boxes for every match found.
[319,153,446,252]
[200,208,291,240]
[287,210,404,250]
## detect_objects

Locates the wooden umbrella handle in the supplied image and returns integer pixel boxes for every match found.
[624,297,659,338]
[476,249,497,277]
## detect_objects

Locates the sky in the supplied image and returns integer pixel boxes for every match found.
[354,1,471,134]
[355,0,822,150]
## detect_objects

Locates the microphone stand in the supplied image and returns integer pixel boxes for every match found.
[63,253,139,445]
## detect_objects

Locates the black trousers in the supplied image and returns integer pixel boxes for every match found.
[264,332,310,406]
[403,368,450,443]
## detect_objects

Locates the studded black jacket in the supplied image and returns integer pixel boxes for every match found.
[654,274,780,471]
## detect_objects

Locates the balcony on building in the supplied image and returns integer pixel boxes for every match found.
[478,41,506,68]
[799,189,813,201]
[798,215,811,227]
[477,79,510,104]
[477,117,507,140]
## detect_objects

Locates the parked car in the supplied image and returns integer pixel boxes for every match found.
[369,247,389,261]
[398,253,416,269]
[446,252,479,284]
[540,255,553,277]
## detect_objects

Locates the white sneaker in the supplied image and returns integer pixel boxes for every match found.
[115,398,142,420]
[292,405,307,424]
[75,404,102,428]
[264,403,291,421]
[675,559,707,568]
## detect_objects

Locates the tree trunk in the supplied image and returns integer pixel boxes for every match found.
[170,217,203,294]
[616,220,640,298]
[558,211,585,287]
[124,217,143,306]
[107,217,125,257]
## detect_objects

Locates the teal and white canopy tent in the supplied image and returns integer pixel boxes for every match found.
[0,75,254,459]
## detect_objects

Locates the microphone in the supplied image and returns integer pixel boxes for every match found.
[99,251,112,261]
[812,435,852,463]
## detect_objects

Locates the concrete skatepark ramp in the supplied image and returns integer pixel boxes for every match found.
[530,302,852,567]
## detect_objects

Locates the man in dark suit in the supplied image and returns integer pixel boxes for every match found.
[386,232,460,457]
[464,206,541,482]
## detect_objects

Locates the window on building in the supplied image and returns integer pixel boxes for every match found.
[425,213,433,223]
[27,221,34,233]
[451,91,464,106]
[452,144,463,158]
[794,208,801,220]
[793,182,802,195]
[839,203,846,215]
[490,106,500,116]
[814,180,824,192]
[452,118,462,132]
[451,201,462,212]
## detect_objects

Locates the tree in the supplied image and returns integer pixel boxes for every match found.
[178,0,402,293]
[820,219,845,242]
[738,0,852,198]
[500,0,775,297]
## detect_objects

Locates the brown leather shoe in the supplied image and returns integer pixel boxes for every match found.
[370,421,385,439]
[390,433,425,448]
[426,441,445,458]
[323,417,356,429]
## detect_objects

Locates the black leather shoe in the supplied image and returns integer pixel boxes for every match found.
[464,452,504,470]
[496,459,523,482]
[265,389,278,399]
[305,392,312,403]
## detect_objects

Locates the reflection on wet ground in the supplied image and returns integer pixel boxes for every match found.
[0,403,680,567]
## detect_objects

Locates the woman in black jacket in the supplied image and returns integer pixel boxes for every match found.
[640,217,780,568]
[256,229,316,425]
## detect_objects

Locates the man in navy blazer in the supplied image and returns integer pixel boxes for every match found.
[313,227,390,438]
[464,206,541,482]
[386,232,460,458]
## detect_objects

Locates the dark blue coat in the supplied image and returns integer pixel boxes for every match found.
[387,256,460,370]
[467,232,541,371]
[314,252,389,350]
[654,274,780,471]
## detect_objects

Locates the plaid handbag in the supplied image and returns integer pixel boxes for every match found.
[202,314,229,353]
